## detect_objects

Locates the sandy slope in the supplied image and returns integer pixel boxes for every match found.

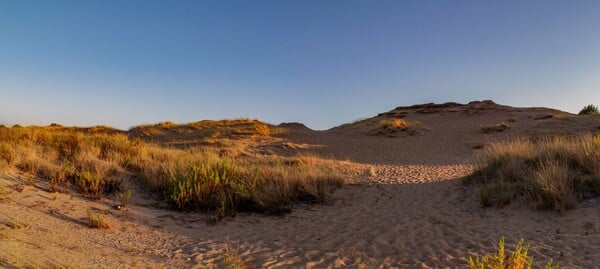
[1,101,600,268]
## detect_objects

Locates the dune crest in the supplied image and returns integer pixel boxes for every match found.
[1,101,599,268]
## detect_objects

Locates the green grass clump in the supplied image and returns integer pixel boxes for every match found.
[468,237,559,269]
[134,154,343,218]
[578,104,599,115]
[465,135,600,211]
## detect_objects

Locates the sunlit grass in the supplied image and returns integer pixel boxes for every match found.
[464,134,600,210]
[0,125,346,217]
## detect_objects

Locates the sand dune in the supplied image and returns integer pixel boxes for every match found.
[1,101,599,268]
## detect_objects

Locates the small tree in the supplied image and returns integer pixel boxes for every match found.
[578,104,599,115]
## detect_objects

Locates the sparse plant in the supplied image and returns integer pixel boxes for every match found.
[220,241,246,269]
[86,208,112,229]
[116,189,132,209]
[467,237,559,269]
[481,123,509,133]
[578,104,599,115]
[342,248,370,269]
[593,134,600,146]
[0,142,16,166]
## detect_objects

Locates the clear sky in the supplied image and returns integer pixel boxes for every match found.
[1,1,600,130]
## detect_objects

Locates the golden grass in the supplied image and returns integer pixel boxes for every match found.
[467,237,559,269]
[374,117,427,136]
[129,118,280,145]
[380,118,409,129]
[219,241,246,269]
[116,189,132,209]
[0,125,345,217]
[464,134,600,210]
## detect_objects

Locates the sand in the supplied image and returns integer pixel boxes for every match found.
[1,101,599,268]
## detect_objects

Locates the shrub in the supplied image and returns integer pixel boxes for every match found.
[465,135,600,210]
[578,104,599,115]
[468,237,559,269]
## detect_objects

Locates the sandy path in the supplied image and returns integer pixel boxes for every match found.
[1,163,599,268]
[171,164,599,268]
[2,104,600,268]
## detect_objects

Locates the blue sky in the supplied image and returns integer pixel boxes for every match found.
[1,1,600,130]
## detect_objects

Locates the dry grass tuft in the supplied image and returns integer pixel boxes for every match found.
[86,208,113,229]
[380,118,410,129]
[116,189,132,209]
[373,118,427,137]
[481,123,509,133]
[465,134,600,210]
[219,241,246,269]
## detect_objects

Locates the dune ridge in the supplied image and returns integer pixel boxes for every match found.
[1,100,599,268]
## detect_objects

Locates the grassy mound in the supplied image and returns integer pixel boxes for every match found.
[464,135,600,211]
[129,118,279,144]
[333,116,427,137]
[0,126,344,218]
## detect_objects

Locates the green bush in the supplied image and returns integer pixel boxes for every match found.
[578,104,599,115]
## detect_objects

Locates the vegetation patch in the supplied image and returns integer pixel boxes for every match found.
[467,237,559,269]
[86,208,113,229]
[134,151,343,218]
[0,126,346,218]
[218,241,247,269]
[464,135,600,211]
[481,123,509,133]
[371,118,427,137]
[578,104,599,115]
[129,118,280,145]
